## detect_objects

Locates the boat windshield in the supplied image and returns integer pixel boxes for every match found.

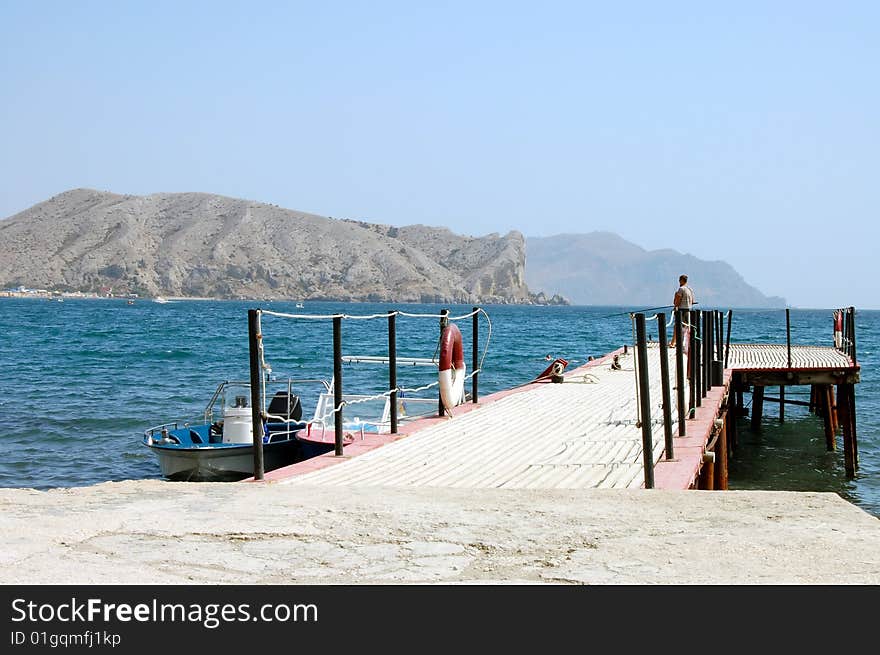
[222,385,252,412]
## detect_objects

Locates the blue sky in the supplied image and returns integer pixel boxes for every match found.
[2,1,878,308]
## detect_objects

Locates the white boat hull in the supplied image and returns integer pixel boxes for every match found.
[147,440,300,481]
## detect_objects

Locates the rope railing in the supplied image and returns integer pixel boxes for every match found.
[261,306,492,376]
[247,305,493,476]
[261,307,483,322]
[627,307,734,489]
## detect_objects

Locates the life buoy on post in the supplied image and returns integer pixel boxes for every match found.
[833,310,843,349]
[439,323,466,414]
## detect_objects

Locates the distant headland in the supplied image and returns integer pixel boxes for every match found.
[0,188,782,307]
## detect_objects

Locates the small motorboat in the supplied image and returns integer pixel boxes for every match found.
[143,355,452,479]
[143,381,307,481]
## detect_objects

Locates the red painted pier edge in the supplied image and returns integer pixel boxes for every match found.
[653,369,732,490]
[249,348,628,483]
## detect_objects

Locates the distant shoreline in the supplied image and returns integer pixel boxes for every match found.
[0,293,565,306]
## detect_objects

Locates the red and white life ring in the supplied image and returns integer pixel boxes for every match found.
[439,323,466,413]
[833,310,844,349]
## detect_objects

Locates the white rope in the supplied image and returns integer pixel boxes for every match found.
[261,307,482,321]
[398,380,440,394]
[261,310,396,320]
[397,307,482,320]
[262,310,344,319]
[257,306,492,423]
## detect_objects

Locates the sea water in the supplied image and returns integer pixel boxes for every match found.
[0,298,877,517]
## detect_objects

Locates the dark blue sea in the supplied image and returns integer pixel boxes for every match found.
[1,298,877,517]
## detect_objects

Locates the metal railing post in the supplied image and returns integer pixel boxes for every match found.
[705,310,713,390]
[333,315,343,455]
[472,306,479,403]
[724,310,733,368]
[694,310,702,406]
[247,308,265,480]
[658,313,674,460]
[439,308,449,416]
[388,310,398,434]
[675,310,686,435]
[786,308,792,368]
[849,306,857,365]
[635,313,655,489]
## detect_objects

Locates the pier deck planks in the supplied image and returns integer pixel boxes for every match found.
[271,341,859,491]
[279,346,681,490]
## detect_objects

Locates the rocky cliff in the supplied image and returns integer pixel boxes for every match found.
[0,189,553,304]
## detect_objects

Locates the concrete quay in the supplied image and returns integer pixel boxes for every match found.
[1,480,879,584]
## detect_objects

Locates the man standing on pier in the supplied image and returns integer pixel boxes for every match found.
[669,274,695,348]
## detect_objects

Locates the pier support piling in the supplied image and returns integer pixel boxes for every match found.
[699,452,715,490]
[830,386,839,435]
[718,416,729,490]
[837,383,859,476]
[822,385,835,451]
[751,385,764,432]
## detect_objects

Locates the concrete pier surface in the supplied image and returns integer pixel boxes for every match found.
[1,480,879,584]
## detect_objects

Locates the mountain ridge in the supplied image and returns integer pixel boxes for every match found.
[0,189,784,307]
[525,232,785,308]
[0,188,552,304]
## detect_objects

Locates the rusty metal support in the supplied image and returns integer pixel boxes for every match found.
[838,383,856,476]
[718,415,728,490]
[699,451,715,490]
[751,385,764,432]
[822,385,836,451]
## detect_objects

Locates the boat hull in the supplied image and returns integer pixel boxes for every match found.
[295,436,337,460]
[145,439,302,482]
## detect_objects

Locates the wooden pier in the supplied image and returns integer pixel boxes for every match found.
[727,342,860,475]
[262,308,861,492]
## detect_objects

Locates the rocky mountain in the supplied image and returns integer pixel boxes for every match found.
[1,190,783,307]
[525,232,785,308]
[0,189,560,304]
